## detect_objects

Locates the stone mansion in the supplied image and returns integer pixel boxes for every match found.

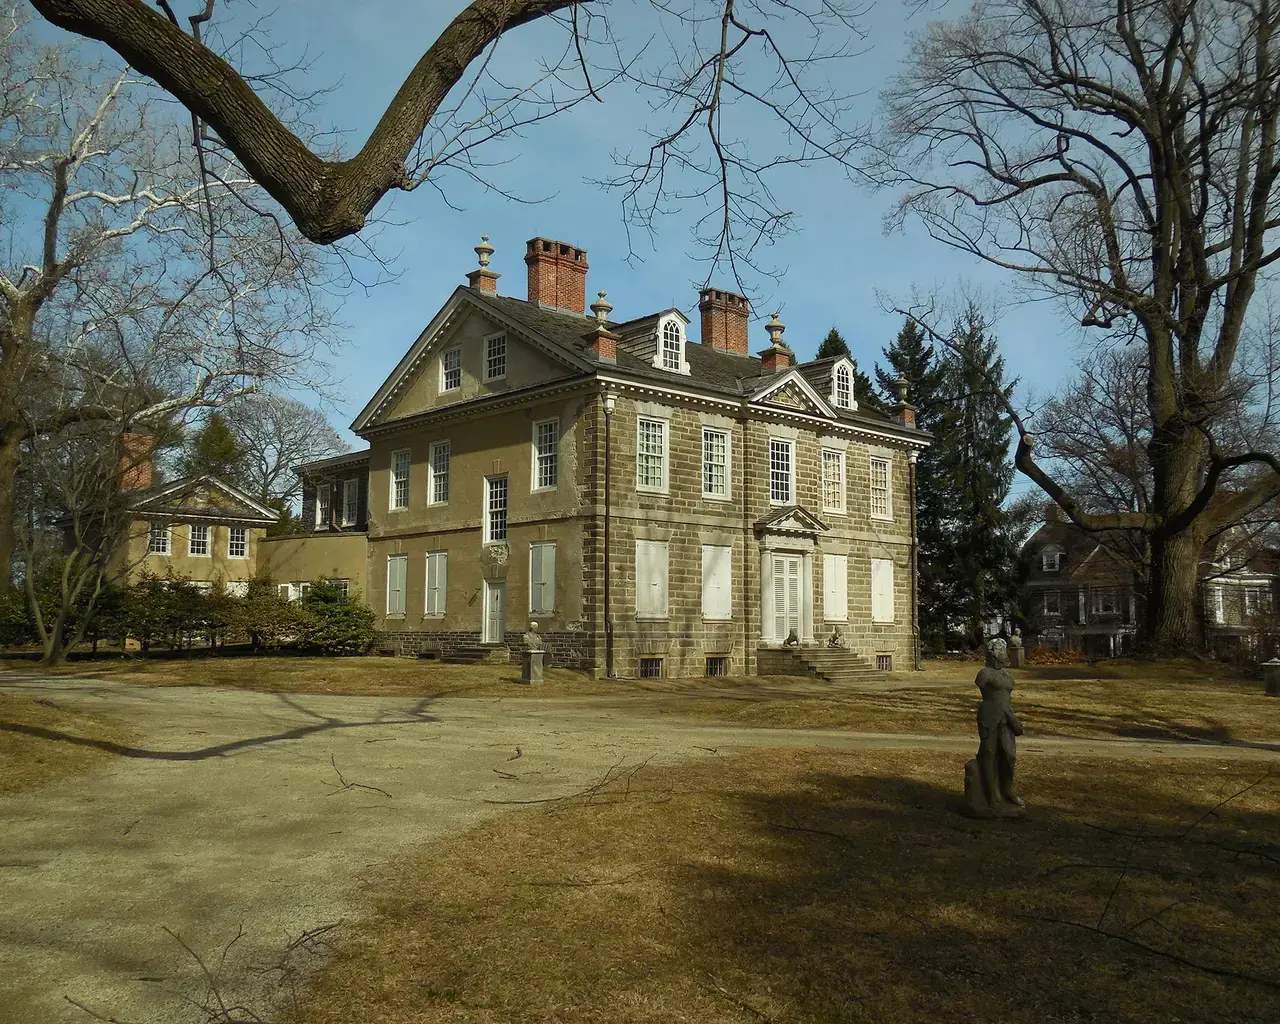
[284,236,930,678]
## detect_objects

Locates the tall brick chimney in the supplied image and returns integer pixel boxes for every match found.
[699,287,750,355]
[525,238,588,312]
[119,433,155,491]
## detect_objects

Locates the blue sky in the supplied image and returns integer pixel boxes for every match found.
[40,2,1076,496]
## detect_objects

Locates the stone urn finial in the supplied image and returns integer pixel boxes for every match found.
[474,234,494,268]
[590,289,613,325]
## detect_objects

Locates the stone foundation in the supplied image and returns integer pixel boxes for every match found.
[375,629,595,670]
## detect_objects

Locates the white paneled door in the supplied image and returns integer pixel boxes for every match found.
[772,554,801,641]
[483,580,507,643]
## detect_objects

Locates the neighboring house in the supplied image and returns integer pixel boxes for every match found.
[1201,531,1280,661]
[274,234,928,677]
[258,449,370,601]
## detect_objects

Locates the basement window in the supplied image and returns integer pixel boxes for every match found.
[876,654,893,672]
[639,657,664,679]
[705,656,728,678]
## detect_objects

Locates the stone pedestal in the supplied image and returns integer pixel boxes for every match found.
[520,650,545,685]
[1010,646,1025,669]
[1263,659,1280,697]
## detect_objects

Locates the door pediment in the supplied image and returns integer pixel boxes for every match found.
[755,505,829,538]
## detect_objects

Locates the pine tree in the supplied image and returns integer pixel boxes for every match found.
[179,413,248,486]
[876,318,953,652]
[817,327,882,411]
[936,306,1020,647]
[816,327,851,360]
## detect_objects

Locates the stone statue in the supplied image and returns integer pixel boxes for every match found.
[522,621,546,652]
[1008,626,1023,648]
[1007,626,1025,667]
[827,627,845,649]
[963,638,1026,819]
[783,628,800,647]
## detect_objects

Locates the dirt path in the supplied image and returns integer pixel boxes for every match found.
[1,676,1277,1024]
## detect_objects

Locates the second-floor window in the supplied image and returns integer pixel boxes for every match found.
[769,439,794,504]
[1041,546,1062,572]
[441,347,462,391]
[702,428,728,498]
[870,456,892,520]
[485,332,507,381]
[342,479,359,526]
[637,417,668,492]
[1043,590,1061,616]
[429,441,450,504]
[189,524,209,556]
[391,449,411,510]
[822,449,845,513]
[228,527,248,559]
[316,483,331,527]
[834,365,852,409]
[484,475,508,543]
[533,419,558,490]
[661,320,681,371]
[1245,587,1273,618]
[148,523,171,555]
[1091,589,1117,615]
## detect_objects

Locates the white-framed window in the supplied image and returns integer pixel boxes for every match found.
[148,523,171,555]
[701,544,732,620]
[661,320,681,371]
[1245,587,1273,618]
[1091,589,1117,615]
[278,583,293,601]
[824,553,848,622]
[833,364,852,409]
[636,417,668,493]
[871,558,895,623]
[386,554,407,617]
[390,449,411,510]
[298,581,311,600]
[425,551,447,616]
[702,428,729,499]
[530,541,557,614]
[1043,590,1061,616]
[315,483,331,527]
[769,438,794,504]
[870,457,892,520]
[1041,546,1063,572]
[337,579,350,598]
[532,418,559,491]
[228,527,248,559]
[429,441,450,505]
[441,346,462,391]
[342,478,359,526]
[484,332,507,381]
[484,475,508,543]
[636,539,669,619]
[822,449,846,513]
[188,524,210,557]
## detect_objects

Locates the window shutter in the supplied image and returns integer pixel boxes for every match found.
[871,558,894,623]
[701,545,732,620]
[636,540,668,617]
[530,543,556,613]
[774,558,786,638]
[824,553,847,622]
[388,555,407,616]
[426,552,447,614]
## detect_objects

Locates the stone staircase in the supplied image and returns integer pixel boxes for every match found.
[760,646,884,685]
[439,644,511,666]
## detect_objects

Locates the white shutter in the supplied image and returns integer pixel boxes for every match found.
[426,552,447,614]
[388,555,407,616]
[636,540,669,618]
[701,545,732,620]
[824,553,848,622]
[773,556,786,639]
[530,543,556,614]
[871,558,894,623]
[786,558,800,634]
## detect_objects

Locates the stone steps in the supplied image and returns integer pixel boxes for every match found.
[765,647,885,685]
[441,645,511,665]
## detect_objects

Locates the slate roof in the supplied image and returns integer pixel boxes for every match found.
[296,448,370,476]
[128,475,279,524]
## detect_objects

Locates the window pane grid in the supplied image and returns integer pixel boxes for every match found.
[535,420,558,489]
[342,479,358,525]
[441,348,461,391]
[638,419,666,489]
[661,321,681,371]
[430,441,450,503]
[189,525,208,556]
[316,485,330,526]
[835,366,851,408]
[229,527,247,558]
[486,476,508,542]
[702,429,727,496]
[392,450,410,509]
[769,440,793,503]
[870,457,891,518]
[822,450,844,511]
[485,334,506,380]
[148,524,170,554]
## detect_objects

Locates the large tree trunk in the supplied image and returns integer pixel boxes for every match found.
[0,418,22,593]
[1143,529,1204,655]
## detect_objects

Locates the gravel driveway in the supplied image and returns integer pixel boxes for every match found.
[2,675,1276,1024]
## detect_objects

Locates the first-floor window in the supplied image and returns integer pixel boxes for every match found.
[1043,590,1061,616]
[822,449,845,513]
[228,527,248,559]
[387,554,407,616]
[871,558,895,623]
[1245,587,1273,618]
[148,523,171,555]
[188,524,209,556]
[701,544,732,620]
[316,484,331,527]
[636,539,669,618]
[1091,589,1117,615]
[426,551,447,615]
[342,478,359,526]
[484,475,508,542]
[824,553,848,621]
[769,439,794,503]
[530,542,557,614]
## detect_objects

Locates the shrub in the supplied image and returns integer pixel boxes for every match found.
[296,578,375,656]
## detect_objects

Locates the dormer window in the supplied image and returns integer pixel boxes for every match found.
[651,314,690,374]
[1041,546,1063,572]
[834,365,852,408]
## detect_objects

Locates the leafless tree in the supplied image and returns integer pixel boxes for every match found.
[0,10,341,587]
[27,0,868,280]
[224,394,348,506]
[873,0,1280,652]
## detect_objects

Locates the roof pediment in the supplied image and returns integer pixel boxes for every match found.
[748,368,836,419]
[131,476,278,525]
[755,505,830,535]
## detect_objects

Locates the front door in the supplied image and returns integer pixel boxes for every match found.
[483,580,507,644]
[772,554,801,641]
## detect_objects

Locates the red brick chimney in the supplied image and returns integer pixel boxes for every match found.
[699,287,750,355]
[525,237,588,312]
[465,234,500,294]
[758,312,794,373]
[120,433,155,491]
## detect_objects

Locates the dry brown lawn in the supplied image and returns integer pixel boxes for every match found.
[0,693,136,796]
[292,748,1280,1024]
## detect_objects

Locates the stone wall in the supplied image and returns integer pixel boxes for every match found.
[375,628,595,670]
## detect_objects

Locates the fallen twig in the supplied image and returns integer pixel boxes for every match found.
[322,753,392,799]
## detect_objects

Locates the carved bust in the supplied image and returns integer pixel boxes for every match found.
[522,621,545,652]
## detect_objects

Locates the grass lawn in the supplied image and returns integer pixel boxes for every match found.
[291,748,1280,1024]
[0,693,136,796]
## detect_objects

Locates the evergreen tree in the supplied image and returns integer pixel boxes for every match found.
[817,327,882,411]
[876,318,953,653]
[179,413,248,486]
[816,327,851,359]
[936,307,1020,647]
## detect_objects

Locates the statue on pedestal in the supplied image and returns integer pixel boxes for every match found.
[827,627,846,649]
[963,638,1026,819]
[522,621,545,651]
